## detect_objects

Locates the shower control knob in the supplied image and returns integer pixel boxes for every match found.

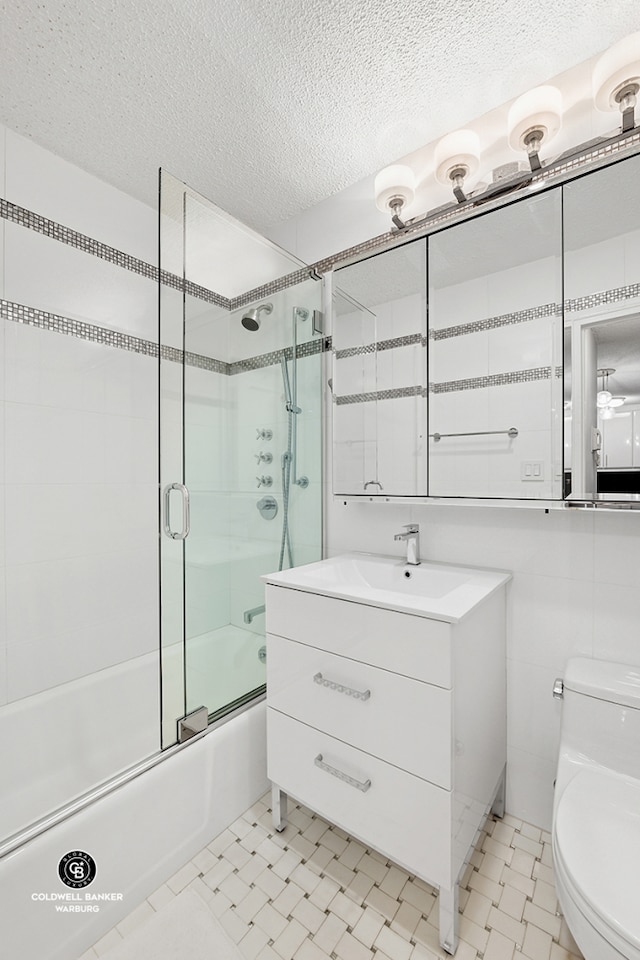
[256,475,273,488]
[256,428,273,441]
[255,452,273,464]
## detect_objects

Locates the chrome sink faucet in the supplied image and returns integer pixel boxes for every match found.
[394,523,420,565]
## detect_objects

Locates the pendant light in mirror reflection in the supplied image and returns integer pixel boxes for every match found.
[596,368,625,421]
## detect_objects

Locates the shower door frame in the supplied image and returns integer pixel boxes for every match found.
[159,169,325,749]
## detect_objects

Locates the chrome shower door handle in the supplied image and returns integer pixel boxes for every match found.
[163,483,191,540]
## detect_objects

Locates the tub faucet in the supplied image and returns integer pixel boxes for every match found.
[394,524,420,565]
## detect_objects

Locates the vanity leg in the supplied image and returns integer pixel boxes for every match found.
[491,764,506,820]
[271,784,288,833]
[439,883,459,955]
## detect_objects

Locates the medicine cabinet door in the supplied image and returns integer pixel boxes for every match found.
[428,189,563,499]
[332,241,427,497]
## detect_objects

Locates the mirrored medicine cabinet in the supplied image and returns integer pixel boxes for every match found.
[331,149,640,505]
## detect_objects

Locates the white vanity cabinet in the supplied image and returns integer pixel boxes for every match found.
[263,558,509,955]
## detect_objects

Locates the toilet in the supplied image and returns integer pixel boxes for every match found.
[553,658,640,960]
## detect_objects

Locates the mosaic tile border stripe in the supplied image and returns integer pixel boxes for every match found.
[228,336,328,374]
[564,281,640,313]
[0,198,231,309]
[0,197,319,309]
[430,282,640,341]
[431,366,553,393]
[1,297,160,357]
[430,302,561,340]
[332,277,640,359]
[335,333,423,359]
[0,197,156,280]
[335,385,424,405]
[334,365,562,404]
[228,269,316,311]
[159,268,229,307]
[0,299,328,376]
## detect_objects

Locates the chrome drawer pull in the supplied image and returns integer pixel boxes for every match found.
[313,672,371,701]
[314,754,371,793]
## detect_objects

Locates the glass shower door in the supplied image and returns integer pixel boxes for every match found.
[159,170,323,746]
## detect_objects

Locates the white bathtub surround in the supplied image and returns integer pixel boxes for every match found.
[86,790,583,960]
[0,705,268,960]
[0,651,159,844]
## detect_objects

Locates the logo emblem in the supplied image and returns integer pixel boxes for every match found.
[58,851,97,888]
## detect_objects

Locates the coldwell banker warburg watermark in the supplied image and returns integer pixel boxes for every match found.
[31,851,124,913]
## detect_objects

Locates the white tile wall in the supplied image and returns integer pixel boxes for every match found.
[429,275,489,331]
[376,397,420,496]
[0,568,7,708]
[4,126,157,263]
[487,316,554,373]
[0,123,161,835]
[4,223,157,339]
[267,175,382,266]
[431,332,489,382]
[0,127,5,716]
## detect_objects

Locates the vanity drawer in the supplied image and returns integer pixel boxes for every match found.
[267,634,452,787]
[265,586,452,688]
[267,708,452,888]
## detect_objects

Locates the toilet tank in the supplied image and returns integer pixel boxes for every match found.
[558,658,640,787]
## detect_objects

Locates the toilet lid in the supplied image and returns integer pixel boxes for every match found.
[555,769,640,954]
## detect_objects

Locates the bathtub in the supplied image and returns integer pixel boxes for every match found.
[0,650,162,842]
[0,700,268,960]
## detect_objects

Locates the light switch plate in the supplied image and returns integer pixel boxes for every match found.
[521,460,544,481]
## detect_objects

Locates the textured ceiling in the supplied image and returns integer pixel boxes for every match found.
[2,1,640,233]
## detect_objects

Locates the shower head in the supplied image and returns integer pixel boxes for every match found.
[241,302,273,331]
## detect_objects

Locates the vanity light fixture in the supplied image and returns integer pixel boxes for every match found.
[507,85,563,173]
[434,129,481,204]
[374,164,416,229]
[593,32,640,133]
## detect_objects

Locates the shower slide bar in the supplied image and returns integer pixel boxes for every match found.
[430,427,518,442]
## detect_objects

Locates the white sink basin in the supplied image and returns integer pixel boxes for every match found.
[262,553,510,622]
